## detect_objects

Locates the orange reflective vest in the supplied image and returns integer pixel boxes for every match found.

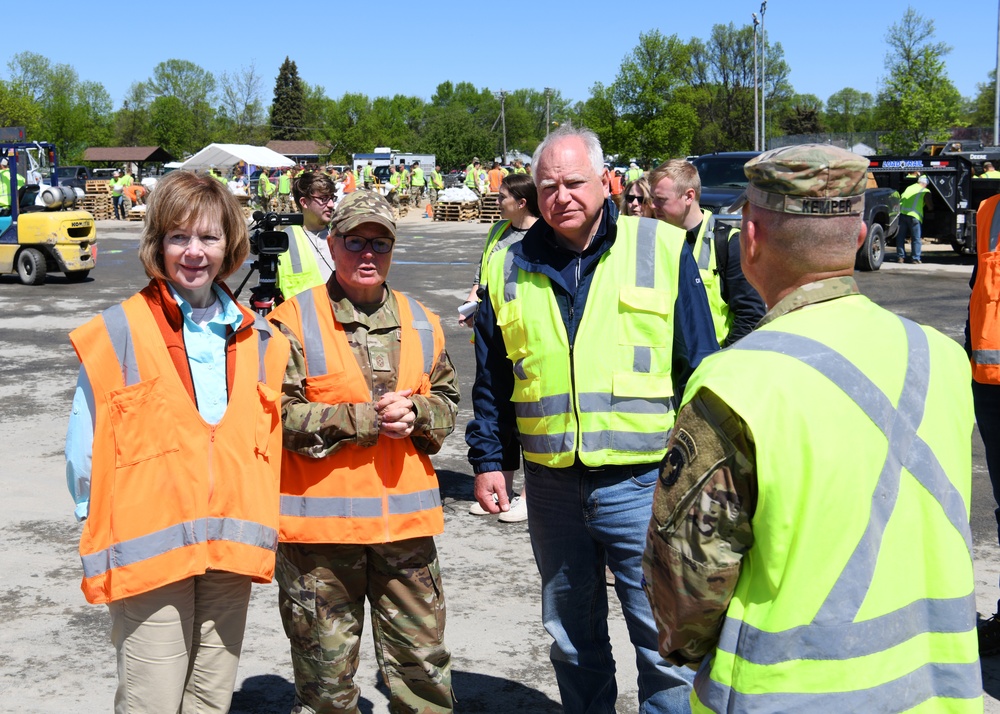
[343,171,357,194]
[69,287,289,605]
[268,285,446,544]
[971,194,1000,384]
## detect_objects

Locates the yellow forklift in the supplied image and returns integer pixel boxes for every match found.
[0,142,96,285]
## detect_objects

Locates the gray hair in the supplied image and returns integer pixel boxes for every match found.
[531,124,605,182]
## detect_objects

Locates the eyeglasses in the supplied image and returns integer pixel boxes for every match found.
[309,194,335,204]
[341,235,395,254]
[624,194,644,203]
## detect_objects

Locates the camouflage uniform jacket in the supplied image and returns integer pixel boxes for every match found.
[642,276,859,667]
[275,278,460,458]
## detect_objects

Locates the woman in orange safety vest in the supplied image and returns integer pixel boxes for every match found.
[65,170,289,712]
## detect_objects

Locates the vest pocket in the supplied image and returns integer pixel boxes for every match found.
[495,298,529,362]
[305,371,354,403]
[255,382,281,457]
[618,287,671,347]
[108,377,180,467]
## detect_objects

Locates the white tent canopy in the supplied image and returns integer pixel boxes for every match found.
[179,143,295,171]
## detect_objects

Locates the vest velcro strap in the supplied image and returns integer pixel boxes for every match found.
[973,349,1000,365]
[102,303,140,386]
[580,429,669,454]
[716,592,976,665]
[81,517,278,578]
[514,393,572,419]
[696,658,982,713]
[578,392,675,415]
[281,487,441,519]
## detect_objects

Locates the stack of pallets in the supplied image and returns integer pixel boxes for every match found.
[478,193,502,224]
[78,194,113,220]
[126,208,144,222]
[85,180,111,195]
[433,200,479,222]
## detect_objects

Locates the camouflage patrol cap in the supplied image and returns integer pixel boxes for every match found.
[331,189,396,236]
[738,144,869,216]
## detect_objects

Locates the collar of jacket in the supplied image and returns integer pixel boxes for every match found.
[513,197,618,272]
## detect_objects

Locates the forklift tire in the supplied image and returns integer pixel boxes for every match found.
[65,270,90,283]
[16,248,47,285]
[856,223,885,272]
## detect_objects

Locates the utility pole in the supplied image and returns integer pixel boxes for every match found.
[544,88,553,135]
[760,1,767,151]
[753,13,759,152]
[994,0,999,144]
[492,90,508,162]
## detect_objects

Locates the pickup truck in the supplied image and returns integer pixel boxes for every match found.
[49,166,116,190]
[690,151,900,271]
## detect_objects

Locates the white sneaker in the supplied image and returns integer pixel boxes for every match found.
[469,493,498,515]
[498,496,528,523]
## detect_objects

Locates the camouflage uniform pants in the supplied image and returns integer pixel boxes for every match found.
[410,186,424,207]
[277,539,453,714]
[277,192,293,213]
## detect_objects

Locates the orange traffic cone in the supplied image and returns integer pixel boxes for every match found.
[425,203,433,218]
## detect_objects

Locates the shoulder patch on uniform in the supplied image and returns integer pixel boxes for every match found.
[660,446,685,486]
[673,427,698,464]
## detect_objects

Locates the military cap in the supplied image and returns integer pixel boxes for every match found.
[331,189,396,237]
[738,144,869,216]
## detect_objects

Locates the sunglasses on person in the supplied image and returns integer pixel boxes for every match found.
[625,194,644,203]
[340,235,395,254]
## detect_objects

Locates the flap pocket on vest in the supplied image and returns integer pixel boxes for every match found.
[305,371,356,403]
[613,371,674,399]
[495,298,529,361]
[618,287,671,347]
[108,377,180,467]
[255,382,281,457]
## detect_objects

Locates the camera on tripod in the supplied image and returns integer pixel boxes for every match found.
[235,211,303,315]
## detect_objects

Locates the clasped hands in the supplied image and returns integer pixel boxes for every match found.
[375,388,416,439]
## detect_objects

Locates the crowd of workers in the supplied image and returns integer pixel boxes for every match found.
[61,123,1000,714]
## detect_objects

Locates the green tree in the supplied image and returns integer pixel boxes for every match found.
[270,57,305,140]
[825,87,876,133]
[876,7,963,153]
[217,62,268,145]
[968,70,996,129]
[146,59,216,152]
[0,79,41,138]
[114,82,152,148]
[149,95,195,157]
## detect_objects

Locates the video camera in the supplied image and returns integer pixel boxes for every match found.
[235,211,303,315]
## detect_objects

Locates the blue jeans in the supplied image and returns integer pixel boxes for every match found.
[896,214,922,261]
[525,460,694,714]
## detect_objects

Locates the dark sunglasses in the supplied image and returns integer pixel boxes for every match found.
[625,194,644,203]
[341,235,395,254]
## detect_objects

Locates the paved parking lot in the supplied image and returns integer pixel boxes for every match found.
[1,213,999,712]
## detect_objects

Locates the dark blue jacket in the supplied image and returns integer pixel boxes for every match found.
[466,199,719,474]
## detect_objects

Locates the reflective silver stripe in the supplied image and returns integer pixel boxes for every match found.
[634,217,657,288]
[80,517,278,579]
[521,430,575,455]
[102,304,140,386]
[283,227,303,272]
[296,289,328,377]
[404,295,435,374]
[503,248,518,302]
[696,232,711,271]
[281,488,441,518]
[991,199,1000,252]
[580,430,669,454]
[699,320,978,709]
[512,358,527,380]
[514,393,573,419]
[973,349,1000,365]
[578,392,675,415]
[633,345,651,373]
[388,488,442,515]
[252,313,272,382]
[695,658,982,713]
[715,592,976,664]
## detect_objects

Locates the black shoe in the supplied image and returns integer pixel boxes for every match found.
[979,614,1000,656]
[912,259,922,264]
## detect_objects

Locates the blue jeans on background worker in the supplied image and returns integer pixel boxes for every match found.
[525,460,694,714]
[896,214,922,262]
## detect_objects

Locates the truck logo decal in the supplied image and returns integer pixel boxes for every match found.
[880,160,924,169]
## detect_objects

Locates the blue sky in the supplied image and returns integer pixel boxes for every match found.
[3,1,997,109]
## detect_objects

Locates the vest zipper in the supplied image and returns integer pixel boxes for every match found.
[569,253,583,452]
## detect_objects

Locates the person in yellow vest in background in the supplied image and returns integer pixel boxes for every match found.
[363,160,375,189]
[257,166,275,211]
[355,164,364,188]
[644,144,981,712]
[276,171,336,301]
[65,170,290,713]
[968,193,1000,655]
[0,157,26,210]
[110,169,126,220]
[626,161,643,183]
[276,167,294,213]
[894,174,931,264]
[464,158,481,195]
[208,165,227,184]
[267,189,460,713]
[649,159,765,346]
[979,161,1000,178]
[386,164,401,206]
[410,160,426,208]
[397,161,410,201]
[430,164,445,204]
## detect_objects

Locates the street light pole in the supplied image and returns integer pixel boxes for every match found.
[760,1,767,151]
[994,0,999,144]
[753,13,759,152]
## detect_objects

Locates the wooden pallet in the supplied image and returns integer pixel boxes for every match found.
[85,180,111,194]
[433,200,479,222]
[126,208,145,222]
[78,195,114,220]
[478,195,502,223]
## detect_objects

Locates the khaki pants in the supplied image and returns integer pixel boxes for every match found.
[109,572,253,714]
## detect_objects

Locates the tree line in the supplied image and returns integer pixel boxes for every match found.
[0,8,984,169]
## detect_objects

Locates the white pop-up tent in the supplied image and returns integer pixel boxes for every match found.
[179,143,295,171]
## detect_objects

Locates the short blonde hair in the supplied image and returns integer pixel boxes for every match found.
[648,159,701,201]
[139,170,249,282]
